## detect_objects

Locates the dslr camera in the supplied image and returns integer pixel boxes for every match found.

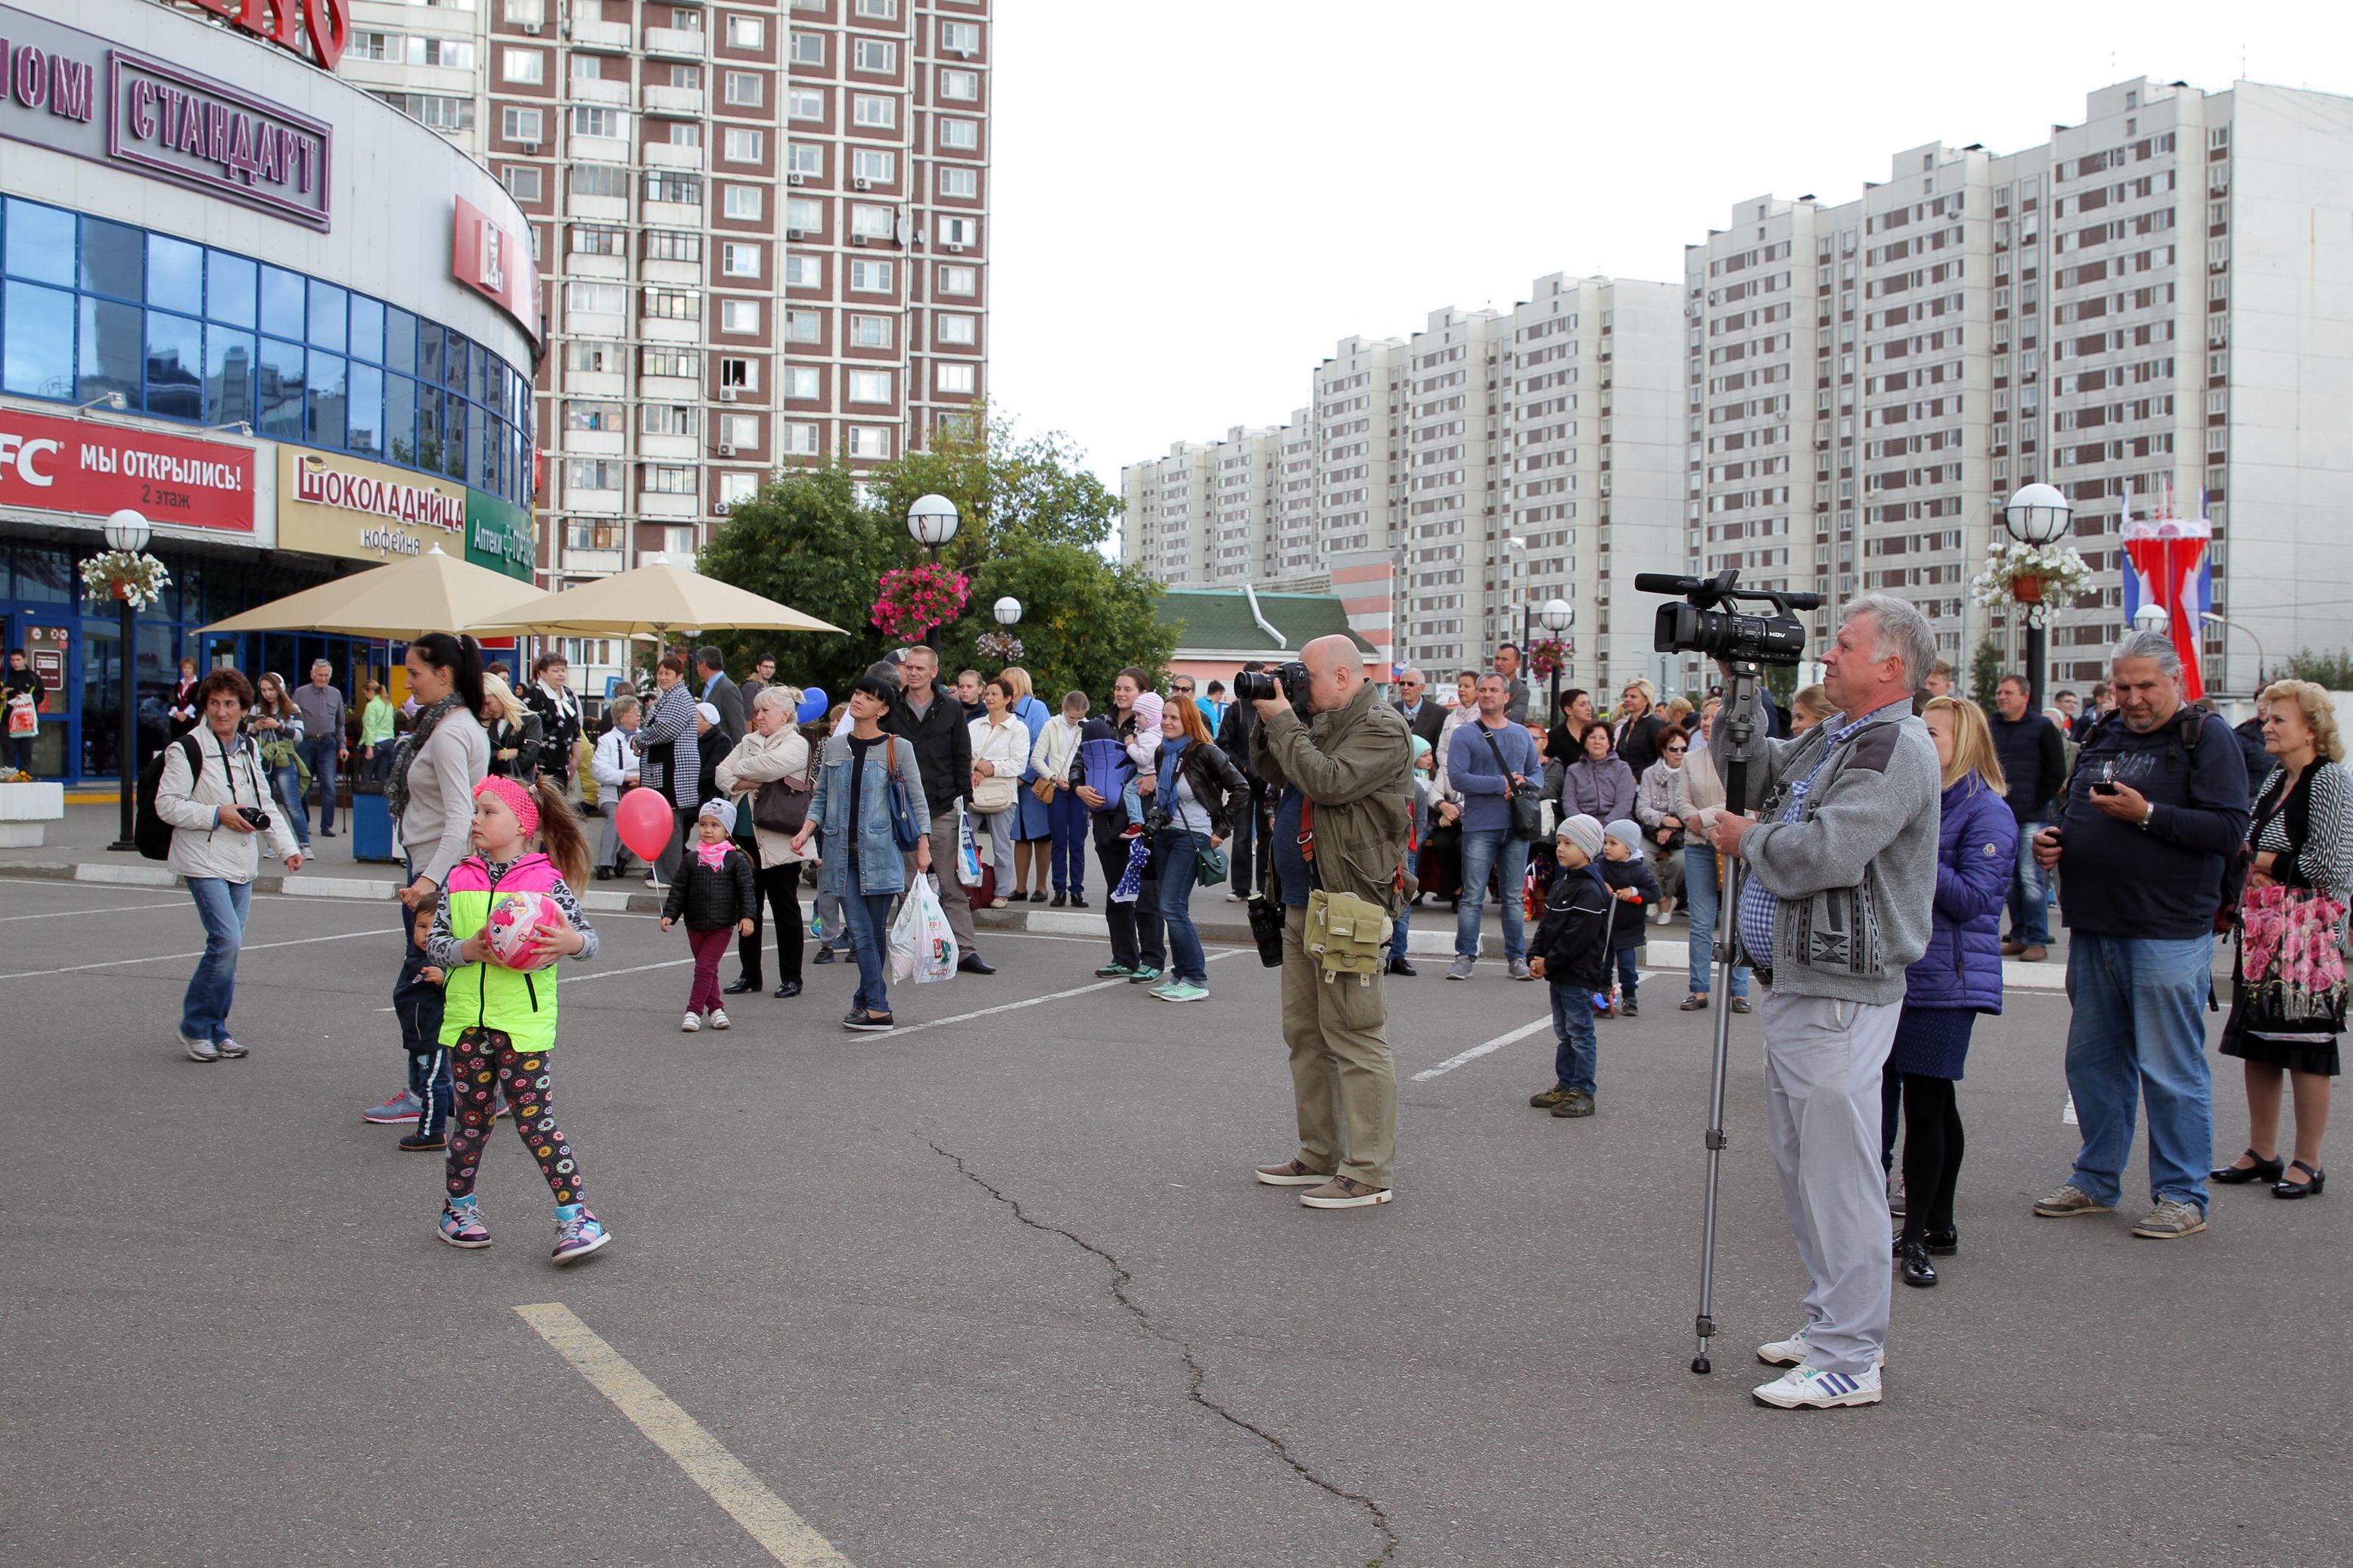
[1636,569,1822,669]
[1232,659,1312,716]
[235,804,272,831]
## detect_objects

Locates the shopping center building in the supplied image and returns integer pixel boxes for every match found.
[1,0,539,783]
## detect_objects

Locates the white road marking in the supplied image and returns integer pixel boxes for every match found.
[0,926,384,981]
[1410,1017,1553,1081]
[888,947,1246,1038]
[514,1303,853,1567]
[0,899,187,922]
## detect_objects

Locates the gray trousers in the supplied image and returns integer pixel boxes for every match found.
[1760,989,1901,1377]
[902,809,981,962]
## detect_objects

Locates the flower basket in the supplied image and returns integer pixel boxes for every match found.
[871,563,971,642]
[1528,638,1571,680]
[1969,541,2091,629]
[974,630,1024,665]
[79,550,172,610]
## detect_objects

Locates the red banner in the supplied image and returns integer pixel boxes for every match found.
[452,194,542,346]
[0,406,255,532]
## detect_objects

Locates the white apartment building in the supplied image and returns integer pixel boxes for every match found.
[1683,78,2353,697]
[1125,273,1687,700]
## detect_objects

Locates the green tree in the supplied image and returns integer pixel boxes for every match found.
[864,404,1123,560]
[2280,647,2353,689]
[931,544,1176,707]
[1969,633,2004,709]
[692,459,900,702]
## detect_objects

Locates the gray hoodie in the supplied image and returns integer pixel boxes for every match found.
[1715,700,1940,1006]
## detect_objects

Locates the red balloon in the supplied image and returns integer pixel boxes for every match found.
[615,788,675,863]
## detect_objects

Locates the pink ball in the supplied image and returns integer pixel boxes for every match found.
[482,890,564,970]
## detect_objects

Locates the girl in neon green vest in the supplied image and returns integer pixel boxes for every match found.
[424,775,612,1265]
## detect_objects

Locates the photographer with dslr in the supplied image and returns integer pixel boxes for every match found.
[1246,636,1417,1209]
[1705,594,1941,1410]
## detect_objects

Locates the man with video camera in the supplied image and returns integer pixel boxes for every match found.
[1245,635,1417,1209]
[1705,594,1941,1409]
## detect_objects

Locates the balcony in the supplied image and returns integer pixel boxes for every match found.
[568,18,632,50]
[644,140,704,169]
[570,76,631,106]
[561,429,624,456]
[643,84,704,116]
[644,26,707,58]
[641,315,701,344]
[639,489,700,517]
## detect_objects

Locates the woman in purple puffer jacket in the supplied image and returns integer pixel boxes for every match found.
[1886,696,2016,1290]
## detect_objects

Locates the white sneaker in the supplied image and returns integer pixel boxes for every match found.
[1752,1364,1882,1408]
[182,1032,220,1063]
[1756,1325,1885,1368]
[708,1008,731,1030]
[213,1035,248,1059]
[679,1011,701,1033]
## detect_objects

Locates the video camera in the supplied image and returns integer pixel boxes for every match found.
[1636,570,1823,669]
[1232,659,1312,717]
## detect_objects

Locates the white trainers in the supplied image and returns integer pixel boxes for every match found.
[708,1008,731,1030]
[182,1032,220,1063]
[679,1011,701,1033]
[1756,1325,1885,1369]
[1752,1364,1882,1408]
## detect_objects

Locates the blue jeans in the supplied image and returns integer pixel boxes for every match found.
[1549,979,1598,1094]
[297,734,340,835]
[1615,945,1641,1002]
[1156,827,1205,985]
[839,874,898,1017]
[1048,788,1089,895]
[2006,817,2050,945]
[1455,829,1528,962]
[267,759,306,846]
[181,877,252,1042]
[2063,931,2216,1210]
[1681,843,1751,998]
[393,857,452,1138]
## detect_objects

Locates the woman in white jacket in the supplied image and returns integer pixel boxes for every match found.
[715,685,816,998]
[968,675,1030,906]
[155,669,303,1061]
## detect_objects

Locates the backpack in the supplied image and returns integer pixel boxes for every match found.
[134,734,204,861]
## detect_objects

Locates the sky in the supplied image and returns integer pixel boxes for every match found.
[985,0,2353,491]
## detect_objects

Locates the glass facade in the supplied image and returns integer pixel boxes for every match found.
[0,197,535,508]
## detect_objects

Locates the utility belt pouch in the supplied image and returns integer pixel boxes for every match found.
[1305,888,1387,986]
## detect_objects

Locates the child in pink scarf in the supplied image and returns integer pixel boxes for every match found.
[659,797,757,1031]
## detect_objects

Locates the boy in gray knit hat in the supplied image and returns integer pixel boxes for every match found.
[1528,815,1615,1118]
[1599,818,1661,1017]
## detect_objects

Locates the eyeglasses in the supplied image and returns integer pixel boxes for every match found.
[1663,744,1688,754]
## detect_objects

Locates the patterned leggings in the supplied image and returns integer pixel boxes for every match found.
[446,1028,583,1206]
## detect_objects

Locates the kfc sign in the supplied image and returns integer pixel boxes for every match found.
[0,405,256,532]
[452,195,543,346]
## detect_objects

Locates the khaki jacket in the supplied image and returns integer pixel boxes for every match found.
[1251,682,1416,913]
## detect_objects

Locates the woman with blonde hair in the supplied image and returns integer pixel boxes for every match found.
[2215,679,2349,1199]
[479,672,542,779]
[1790,684,1835,734]
[1885,697,2016,1287]
[999,665,1055,902]
[1612,677,1668,773]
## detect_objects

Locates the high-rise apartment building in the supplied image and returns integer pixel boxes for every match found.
[1125,273,1686,696]
[1683,78,2353,697]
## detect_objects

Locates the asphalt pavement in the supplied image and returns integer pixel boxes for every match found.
[0,871,2344,1567]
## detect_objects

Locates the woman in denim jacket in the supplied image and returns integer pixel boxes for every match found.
[792,674,932,1033]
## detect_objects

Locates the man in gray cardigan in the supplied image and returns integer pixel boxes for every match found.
[1706,592,1941,1410]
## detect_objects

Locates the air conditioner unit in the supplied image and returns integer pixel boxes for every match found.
[520,141,539,153]
[786,228,808,241]
[523,21,541,33]
[853,177,872,191]
[850,234,867,247]
[943,242,964,253]
[718,443,737,457]
[718,387,738,402]
[786,172,806,185]
[713,500,733,515]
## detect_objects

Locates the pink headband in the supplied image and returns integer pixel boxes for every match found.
[474,775,539,837]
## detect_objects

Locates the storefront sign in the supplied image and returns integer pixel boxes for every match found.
[183,0,354,76]
[26,626,66,693]
[0,404,256,531]
[276,447,465,564]
[452,195,542,346]
[464,487,536,582]
[0,7,333,231]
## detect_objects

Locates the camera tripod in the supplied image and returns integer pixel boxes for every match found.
[1688,659,1770,1375]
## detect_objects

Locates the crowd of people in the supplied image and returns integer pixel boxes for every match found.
[131,597,2345,1407]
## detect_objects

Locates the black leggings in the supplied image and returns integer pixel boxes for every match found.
[1898,1073,1964,1241]
[738,859,804,985]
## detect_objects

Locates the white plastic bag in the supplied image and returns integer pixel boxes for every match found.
[889,873,959,984]
[956,802,985,887]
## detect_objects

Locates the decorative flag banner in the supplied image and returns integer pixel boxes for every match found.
[2121,513,2212,702]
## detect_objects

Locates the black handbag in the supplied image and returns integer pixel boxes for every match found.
[1478,724,1544,841]
[752,770,813,834]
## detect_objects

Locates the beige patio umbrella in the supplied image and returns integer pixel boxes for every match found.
[465,553,844,638]
[200,545,547,638]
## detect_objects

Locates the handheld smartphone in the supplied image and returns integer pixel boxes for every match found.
[2091,759,2120,796]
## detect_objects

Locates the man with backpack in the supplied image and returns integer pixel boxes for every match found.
[2031,631,2251,1240]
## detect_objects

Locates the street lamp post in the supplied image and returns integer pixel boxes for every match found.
[1538,597,1573,731]
[993,596,1021,630]
[2201,611,2264,696]
[2001,482,2072,711]
[102,508,151,852]
[906,493,961,649]
[2132,604,2171,635]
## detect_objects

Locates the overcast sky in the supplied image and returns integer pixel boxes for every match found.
[986,1,2353,490]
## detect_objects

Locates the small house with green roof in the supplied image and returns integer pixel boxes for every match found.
[1153,585,1387,701]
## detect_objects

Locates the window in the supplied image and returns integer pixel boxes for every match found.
[719,470,759,505]
[374,92,474,132]
[937,216,978,247]
[566,340,622,373]
[350,30,395,62]
[934,313,976,346]
[850,203,896,240]
[784,367,820,399]
[780,422,820,455]
[645,229,703,262]
[570,225,623,257]
[785,198,823,234]
[786,309,823,343]
[501,166,543,203]
[937,264,977,296]
[665,526,698,557]
[642,287,701,320]
[647,466,697,495]
[722,414,760,448]
[788,32,824,65]
[723,127,764,163]
[938,20,981,53]
[720,356,757,390]
[567,459,622,491]
[570,54,603,81]
[788,143,824,176]
[566,520,622,552]
[939,68,978,101]
[720,299,761,334]
[849,425,893,458]
[723,185,763,220]
[641,405,698,436]
[936,362,974,395]
[643,346,701,377]
[723,70,764,106]
[853,94,896,129]
[502,0,544,21]
[571,105,626,139]
[565,281,625,315]
[667,122,702,147]
[783,254,822,287]
[645,172,704,205]
[939,117,978,151]
[409,37,476,69]
[849,260,895,293]
[722,242,763,278]
[502,47,543,83]
[853,39,897,73]
[670,64,702,88]
[848,314,892,348]
[726,13,763,47]
[501,105,544,143]
[937,166,976,200]
[853,149,895,185]
[788,88,824,122]
[849,369,893,403]
[855,0,897,16]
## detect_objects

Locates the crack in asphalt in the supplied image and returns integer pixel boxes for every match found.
[928,1140,1398,1567]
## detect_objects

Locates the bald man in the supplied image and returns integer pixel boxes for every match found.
[1248,635,1417,1209]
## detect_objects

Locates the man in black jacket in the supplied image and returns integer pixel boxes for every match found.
[1215,663,1267,901]
[1990,673,2069,961]
[885,644,990,973]
[1391,667,1447,750]
[695,646,746,746]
